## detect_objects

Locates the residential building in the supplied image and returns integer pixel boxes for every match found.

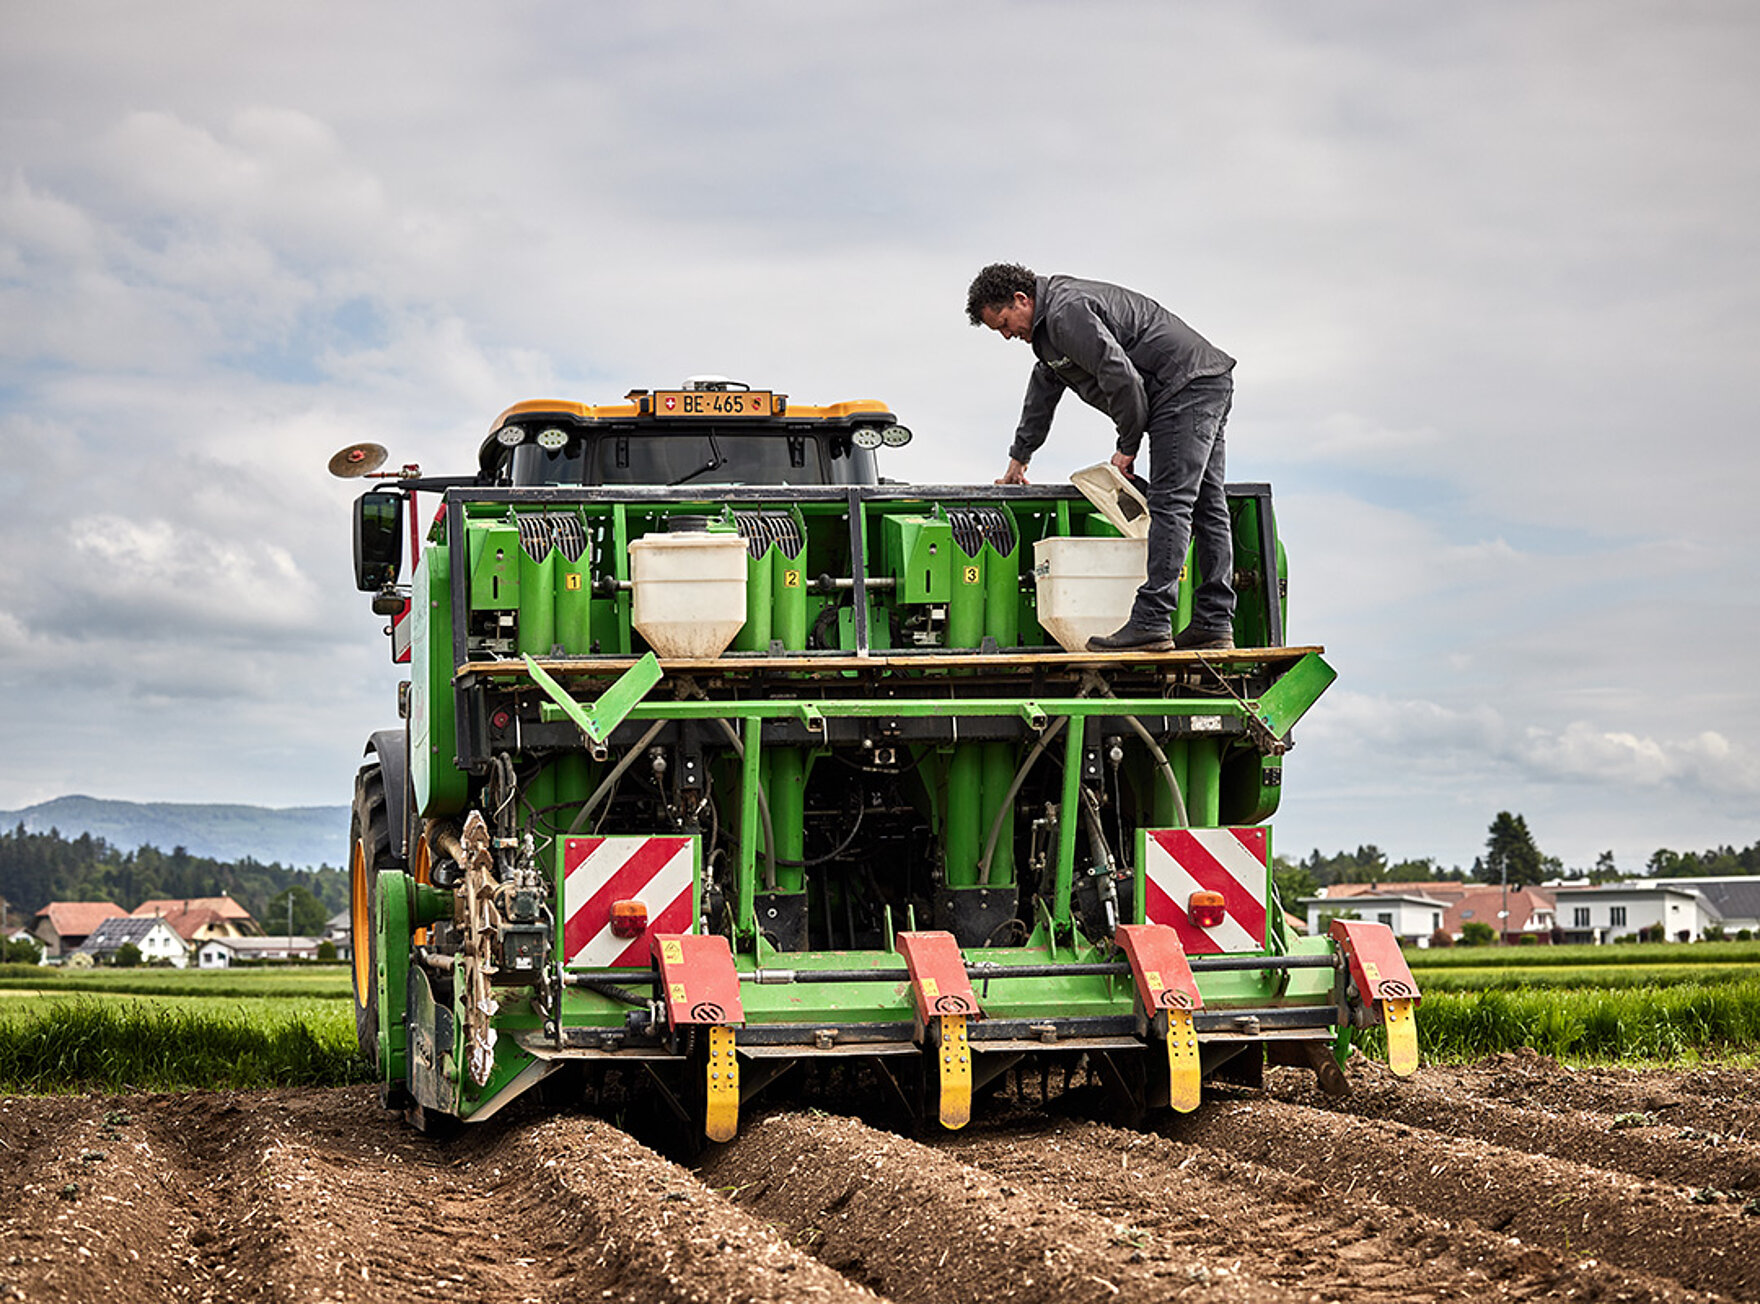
[1552,882,1710,943]
[1303,881,1558,944]
[33,901,128,959]
[1448,887,1556,941]
[1299,890,1451,946]
[197,935,323,967]
[323,909,353,961]
[5,927,44,963]
[132,895,262,946]
[1628,876,1760,937]
[72,915,190,967]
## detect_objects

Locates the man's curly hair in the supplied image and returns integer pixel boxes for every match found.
[965,262,1037,325]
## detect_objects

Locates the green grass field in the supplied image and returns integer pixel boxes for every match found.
[1409,963,1760,991]
[1408,939,1760,969]
[0,964,364,1092]
[1394,939,1760,1063]
[1374,980,1760,1065]
[0,962,351,1000]
[2,938,1757,1092]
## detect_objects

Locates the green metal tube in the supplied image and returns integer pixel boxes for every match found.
[947,549,985,650]
[981,742,1015,886]
[1156,739,1190,828]
[736,549,774,652]
[611,503,632,655]
[554,551,592,655]
[943,747,983,887]
[766,747,806,893]
[983,541,1020,647]
[518,548,555,656]
[1053,719,1086,925]
[1187,738,1222,827]
[738,715,763,935]
[772,545,808,650]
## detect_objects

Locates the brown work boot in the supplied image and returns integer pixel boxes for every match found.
[1086,623,1173,652]
[1173,625,1234,650]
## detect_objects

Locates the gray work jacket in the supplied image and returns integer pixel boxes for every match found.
[1009,275,1235,464]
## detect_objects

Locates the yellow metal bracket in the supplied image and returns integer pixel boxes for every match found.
[1383,997,1418,1076]
[936,1013,972,1130]
[704,1024,740,1142]
[1166,1007,1201,1113]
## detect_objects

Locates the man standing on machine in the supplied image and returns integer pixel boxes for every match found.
[967,262,1237,651]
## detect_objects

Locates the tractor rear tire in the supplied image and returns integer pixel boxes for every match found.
[350,765,394,1069]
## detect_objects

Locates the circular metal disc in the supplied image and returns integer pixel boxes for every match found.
[327,442,389,478]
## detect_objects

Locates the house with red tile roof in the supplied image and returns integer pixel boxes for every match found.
[132,895,261,943]
[1301,882,1558,945]
[33,901,128,959]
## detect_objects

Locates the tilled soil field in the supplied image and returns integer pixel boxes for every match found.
[3,1049,1757,1303]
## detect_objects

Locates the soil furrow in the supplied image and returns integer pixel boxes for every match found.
[1398,1051,1760,1137]
[945,1113,1712,1303]
[1161,1091,1760,1300]
[1278,1061,1760,1194]
[6,1061,1760,1303]
[511,1112,880,1303]
[244,1089,874,1304]
[0,1092,256,1304]
[704,1108,1307,1303]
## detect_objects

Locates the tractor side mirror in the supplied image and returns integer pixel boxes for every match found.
[353,490,404,592]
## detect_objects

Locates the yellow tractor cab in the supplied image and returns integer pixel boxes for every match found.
[476,376,911,489]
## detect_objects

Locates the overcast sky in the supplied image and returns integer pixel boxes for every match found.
[2,1,1755,874]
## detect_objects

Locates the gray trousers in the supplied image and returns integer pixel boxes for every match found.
[1130,374,1236,632]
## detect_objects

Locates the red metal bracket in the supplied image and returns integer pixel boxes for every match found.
[896,931,982,1021]
[1328,919,1422,1006]
[1115,923,1204,1016]
[652,933,745,1030]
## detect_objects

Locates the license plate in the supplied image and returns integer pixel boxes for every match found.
[652,390,776,418]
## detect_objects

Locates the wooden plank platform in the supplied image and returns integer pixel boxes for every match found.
[460,645,1324,679]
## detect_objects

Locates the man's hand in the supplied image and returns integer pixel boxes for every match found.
[1110,451,1135,477]
[995,458,1030,485]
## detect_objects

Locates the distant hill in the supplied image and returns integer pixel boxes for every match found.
[0,796,349,870]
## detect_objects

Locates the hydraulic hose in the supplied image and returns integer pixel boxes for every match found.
[977,715,1069,887]
[568,974,652,1006]
[564,719,669,836]
[1120,712,1189,829]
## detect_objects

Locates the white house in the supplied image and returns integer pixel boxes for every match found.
[323,909,353,961]
[1299,892,1450,947]
[198,935,324,967]
[1552,883,1710,943]
[1627,877,1760,937]
[73,915,190,968]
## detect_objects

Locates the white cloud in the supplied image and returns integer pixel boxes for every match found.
[1517,723,1760,797]
[1303,690,1760,812]
[61,512,321,637]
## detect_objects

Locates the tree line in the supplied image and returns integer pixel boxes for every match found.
[0,823,347,932]
[1275,813,1760,904]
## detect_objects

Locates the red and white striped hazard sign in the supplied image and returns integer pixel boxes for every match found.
[562,835,696,968]
[1143,827,1270,954]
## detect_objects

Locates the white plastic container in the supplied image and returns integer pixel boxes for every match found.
[1032,536,1148,652]
[628,532,749,659]
[1070,462,1150,539]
